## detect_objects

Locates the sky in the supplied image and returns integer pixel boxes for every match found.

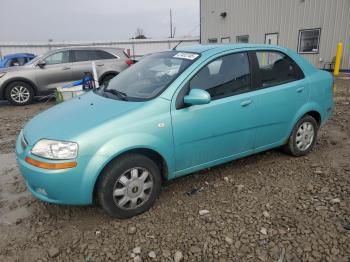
[0,0,199,42]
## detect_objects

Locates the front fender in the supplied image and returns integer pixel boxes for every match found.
[82,133,175,203]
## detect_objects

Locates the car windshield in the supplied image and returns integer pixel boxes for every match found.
[101,51,199,101]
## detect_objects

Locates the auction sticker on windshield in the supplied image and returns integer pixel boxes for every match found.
[173,52,199,60]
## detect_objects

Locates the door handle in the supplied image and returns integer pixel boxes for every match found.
[62,67,71,70]
[297,87,305,93]
[240,100,252,107]
[97,64,104,67]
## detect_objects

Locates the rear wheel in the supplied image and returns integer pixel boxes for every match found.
[284,115,318,156]
[97,154,162,218]
[5,81,34,106]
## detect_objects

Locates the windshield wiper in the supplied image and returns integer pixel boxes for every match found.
[104,89,128,101]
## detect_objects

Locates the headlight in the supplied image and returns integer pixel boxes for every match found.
[31,139,78,160]
[0,72,6,78]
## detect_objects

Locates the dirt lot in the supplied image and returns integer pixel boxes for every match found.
[0,78,349,262]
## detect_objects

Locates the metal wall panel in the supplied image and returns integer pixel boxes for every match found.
[201,0,350,70]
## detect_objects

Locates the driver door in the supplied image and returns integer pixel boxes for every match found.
[36,50,75,91]
[171,52,258,174]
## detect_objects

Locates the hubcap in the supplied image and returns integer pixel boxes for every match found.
[113,167,153,210]
[10,86,30,103]
[296,122,314,151]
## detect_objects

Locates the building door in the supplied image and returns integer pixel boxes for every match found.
[265,33,278,45]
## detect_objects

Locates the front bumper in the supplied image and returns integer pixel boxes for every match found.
[15,135,96,205]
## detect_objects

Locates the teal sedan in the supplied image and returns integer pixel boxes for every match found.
[16,44,334,218]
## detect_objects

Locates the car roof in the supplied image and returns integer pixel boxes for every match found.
[3,53,35,59]
[176,44,288,54]
[49,46,124,51]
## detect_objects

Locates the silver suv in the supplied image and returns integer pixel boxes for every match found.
[0,47,132,105]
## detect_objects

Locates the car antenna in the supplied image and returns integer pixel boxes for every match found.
[172,23,200,51]
[172,40,184,50]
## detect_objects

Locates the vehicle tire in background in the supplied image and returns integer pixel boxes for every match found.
[284,115,318,156]
[5,81,34,106]
[97,154,162,218]
[100,74,117,87]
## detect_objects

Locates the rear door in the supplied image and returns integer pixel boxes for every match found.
[70,49,97,81]
[251,50,309,149]
[36,50,75,90]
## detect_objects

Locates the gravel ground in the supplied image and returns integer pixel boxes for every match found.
[0,78,349,262]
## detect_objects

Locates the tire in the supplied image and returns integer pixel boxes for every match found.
[283,115,318,157]
[100,74,116,87]
[5,81,34,106]
[97,154,162,218]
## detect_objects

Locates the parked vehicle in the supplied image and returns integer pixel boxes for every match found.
[16,44,333,218]
[0,53,36,69]
[0,47,132,105]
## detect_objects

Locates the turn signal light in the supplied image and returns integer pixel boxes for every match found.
[25,157,77,170]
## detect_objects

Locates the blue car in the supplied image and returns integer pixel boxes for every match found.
[16,44,333,218]
[0,53,35,68]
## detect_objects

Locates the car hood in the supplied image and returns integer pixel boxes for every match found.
[23,91,143,145]
[0,64,34,73]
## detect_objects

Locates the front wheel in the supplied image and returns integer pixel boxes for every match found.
[284,115,318,156]
[97,154,162,218]
[5,81,34,106]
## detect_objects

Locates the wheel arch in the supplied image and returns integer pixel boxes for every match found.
[98,71,119,84]
[287,103,323,142]
[2,77,38,98]
[306,110,321,126]
[92,147,169,200]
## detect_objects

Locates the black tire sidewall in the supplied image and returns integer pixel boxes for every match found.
[97,154,162,218]
[288,115,318,156]
[5,81,34,106]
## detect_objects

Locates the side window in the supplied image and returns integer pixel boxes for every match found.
[189,52,251,100]
[95,50,116,60]
[73,50,97,62]
[17,57,26,66]
[45,51,69,65]
[256,51,304,88]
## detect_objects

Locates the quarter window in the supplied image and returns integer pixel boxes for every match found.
[255,51,304,88]
[298,28,321,54]
[189,52,251,100]
[45,51,69,65]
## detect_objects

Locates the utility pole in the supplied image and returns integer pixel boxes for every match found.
[170,9,173,38]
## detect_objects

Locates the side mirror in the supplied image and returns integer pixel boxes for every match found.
[184,88,211,106]
[37,60,46,68]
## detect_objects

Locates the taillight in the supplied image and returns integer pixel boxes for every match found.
[125,59,134,66]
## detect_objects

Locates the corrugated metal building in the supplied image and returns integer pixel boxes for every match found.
[200,0,350,71]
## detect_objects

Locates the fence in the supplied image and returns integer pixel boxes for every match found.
[0,38,200,59]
